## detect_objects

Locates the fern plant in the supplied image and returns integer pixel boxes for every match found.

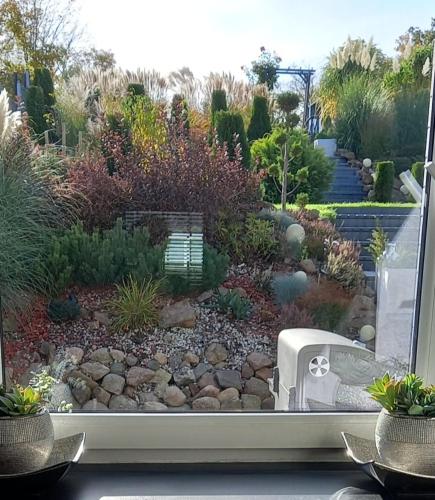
[367,373,435,417]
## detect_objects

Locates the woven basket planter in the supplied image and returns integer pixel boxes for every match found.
[0,410,54,474]
[375,409,435,475]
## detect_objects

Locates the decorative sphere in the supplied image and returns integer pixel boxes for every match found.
[360,325,375,342]
[286,224,305,244]
[363,158,372,168]
[293,271,308,283]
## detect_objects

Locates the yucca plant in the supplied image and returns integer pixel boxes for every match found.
[107,276,161,332]
[367,373,435,417]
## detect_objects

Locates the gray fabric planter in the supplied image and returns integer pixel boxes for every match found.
[0,410,54,474]
[375,409,435,475]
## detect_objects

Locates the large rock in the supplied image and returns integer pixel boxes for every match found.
[67,369,98,390]
[173,366,196,386]
[205,343,228,365]
[255,367,273,382]
[65,347,84,364]
[126,367,155,387]
[262,397,275,410]
[109,395,138,410]
[110,349,125,363]
[94,311,111,327]
[72,383,91,405]
[90,347,112,366]
[246,353,272,371]
[39,342,56,364]
[241,394,262,410]
[82,399,108,411]
[154,352,168,365]
[244,377,270,400]
[241,363,254,379]
[101,373,125,395]
[81,362,110,381]
[196,290,214,303]
[193,362,213,380]
[215,370,242,391]
[184,351,200,366]
[300,259,316,274]
[194,385,220,400]
[126,355,138,367]
[192,397,220,411]
[159,299,196,328]
[50,382,81,410]
[151,368,172,385]
[198,372,218,389]
[341,294,376,331]
[93,386,111,406]
[218,387,239,403]
[110,362,125,376]
[143,401,168,411]
[221,398,242,410]
[164,386,187,407]
[138,392,160,404]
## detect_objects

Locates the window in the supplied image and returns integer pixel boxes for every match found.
[1,3,435,455]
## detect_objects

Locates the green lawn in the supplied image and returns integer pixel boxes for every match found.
[276,202,419,220]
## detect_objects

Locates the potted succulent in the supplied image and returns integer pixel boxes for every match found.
[0,369,72,475]
[367,373,435,475]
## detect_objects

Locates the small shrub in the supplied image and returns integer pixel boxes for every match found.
[214,110,250,167]
[411,161,424,186]
[295,211,339,261]
[312,302,347,332]
[374,161,395,202]
[215,289,251,320]
[25,85,47,136]
[295,192,309,209]
[47,294,81,323]
[279,303,317,329]
[325,240,364,289]
[271,271,309,306]
[247,95,271,142]
[34,68,55,107]
[202,244,230,290]
[368,225,389,264]
[107,276,160,332]
[127,83,145,96]
[171,94,189,134]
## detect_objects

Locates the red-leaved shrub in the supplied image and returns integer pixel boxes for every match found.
[279,303,318,329]
[67,155,133,230]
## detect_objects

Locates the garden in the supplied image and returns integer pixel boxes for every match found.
[0,6,432,412]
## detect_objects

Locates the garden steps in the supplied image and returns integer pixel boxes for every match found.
[334,207,421,279]
[323,157,366,203]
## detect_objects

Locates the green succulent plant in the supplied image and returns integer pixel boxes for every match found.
[0,386,43,416]
[214,289,252,320]
[367,373,435,417]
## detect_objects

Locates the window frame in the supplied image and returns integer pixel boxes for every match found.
[4,58,435,464]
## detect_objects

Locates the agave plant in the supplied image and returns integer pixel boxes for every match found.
[0,386,42,416]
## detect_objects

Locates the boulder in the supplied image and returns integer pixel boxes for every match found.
[244,377,270,400]
[196,290,214,303]
[300,259,316,274]
[262,397,275,410]
[101,373,125,395]
[50,382,81,410]
[154,352,168,365]
[173,366,196,386]
[193,362,213,380]
[138,392,160,404]
[221,398,242,410]
[67,369,98,390]
[151,368,172,385]
[159,299,196,328]
[215,370,242,391]
[110,349,125,363]
[65,347,84,364]
[194,385,220,400]
[72,383,91,405]
[246,353,272,371]
[110,362,125,376]
[108,395,138,410]
[255,367,273,382]
[217,387,239,403]
[126,355,138,367]
[94,311,111,326]
[143,401,168,411]
[81,361,110,381]
[146,359,160,371]
[93,386,111,406]
[126,366,155,387]
[192,397,221,411]
[90,347,112,365]
[241,363,254,379]
[184,351,200,366]
[241,394,262,410]
[205,343,228,365]
[82,399,108,411]
[164,386,187,407]
[198,372,218,389]
[39,341,56,364]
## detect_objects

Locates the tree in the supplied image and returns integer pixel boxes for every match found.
[247,95,271,142]
[33,67,54,107]
[25,85,46,137]
[208,89,227,143]
[68,47,116,75]
[0,0,82,74]
[275,92,301,210]
[395,18,435,54]
[214,110,250,167]
[243,47,281,90]
[171,94,190,135]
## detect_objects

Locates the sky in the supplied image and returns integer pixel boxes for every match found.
[76,0,435,80]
